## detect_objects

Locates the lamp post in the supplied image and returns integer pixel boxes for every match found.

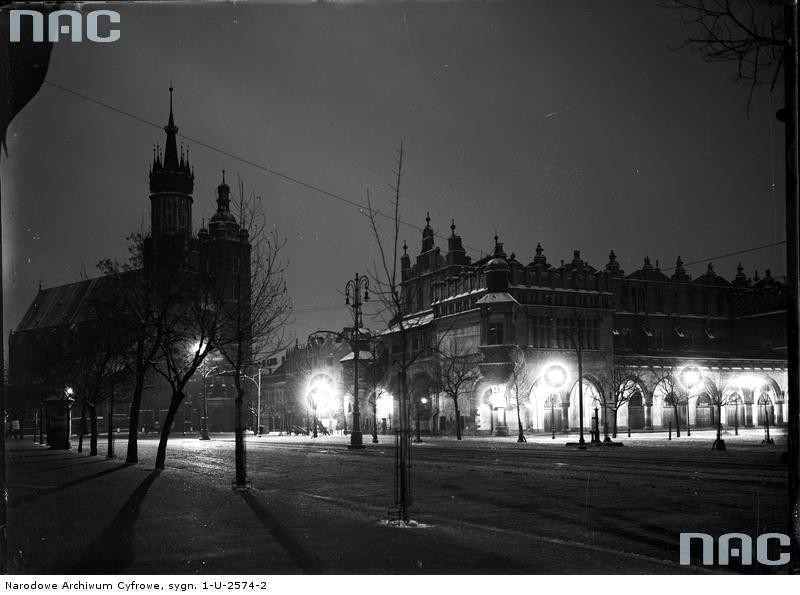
[370,343,380,444]
[345,272,369,449]
[567,312,587,449]
[679,365,702,440]
[199,363,217,440]
[415,396,427,443]
[544,365,566,442]
[242,364,264,436]
[761,393,774,445]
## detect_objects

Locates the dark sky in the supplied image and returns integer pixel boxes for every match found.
[1,0,787,342]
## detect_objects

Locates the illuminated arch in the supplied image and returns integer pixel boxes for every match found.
[615,376,648,430]
[567,376,602,430]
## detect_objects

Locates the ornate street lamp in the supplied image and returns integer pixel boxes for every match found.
[544,365,566,441]
[198,363,217,440]
[345,272,369,449]
[565,312,587,449]
[242,363,264,436]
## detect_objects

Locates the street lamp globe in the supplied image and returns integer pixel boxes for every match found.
[544,365,567,389]
[678,365,703,393]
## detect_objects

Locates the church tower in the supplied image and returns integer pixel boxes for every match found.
[147,86,194,268]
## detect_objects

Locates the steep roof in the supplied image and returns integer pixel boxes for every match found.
[14,272,130,332]
[16,279,94,331]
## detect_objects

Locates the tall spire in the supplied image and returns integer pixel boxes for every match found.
[149,85,193,195]
[163,85,179,170]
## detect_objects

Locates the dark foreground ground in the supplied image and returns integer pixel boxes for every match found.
[4,428,791,574]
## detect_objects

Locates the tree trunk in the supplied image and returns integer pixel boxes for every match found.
[107,385,115,459]
[672,403,681,437]
[515,396,526,443]
[77,401,86,453]
[155,390,183,470]
[612,408,618,438]
[89,403,98,456]
[126,371,146,464]
[37,402,44,444]
[397,367,411,521]
[713,401,724,450]
[234,380,246,488]
[454,401,462,441]
[372,393,378,443]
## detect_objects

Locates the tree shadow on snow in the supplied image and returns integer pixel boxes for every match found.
[70,469,161,573]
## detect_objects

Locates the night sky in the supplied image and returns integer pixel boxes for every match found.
[1,0,787,344]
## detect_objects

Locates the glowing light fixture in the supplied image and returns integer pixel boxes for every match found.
[544,365,567,389]
[678,365,703,393]
[308,374,335,413]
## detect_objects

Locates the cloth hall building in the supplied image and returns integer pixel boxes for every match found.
[381,215,788,437]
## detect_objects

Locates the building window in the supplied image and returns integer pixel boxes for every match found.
[622,328,632,348]
[487,323,504,345]
[654,329,664,350]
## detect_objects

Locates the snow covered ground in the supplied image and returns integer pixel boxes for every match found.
[5,428,790,574]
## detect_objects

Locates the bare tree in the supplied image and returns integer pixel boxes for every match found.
[653,364,691,437]
[665,0,785,106]
[437,342,481,441]
[596,364,642,440]
[213,178,291,488]
[97,232,180,464]
[365,142,421,522]
[66,301,127,457]
[506,346,531,443]
[150,271,219,470]
[702,374,732,451]
[366,341,388,443]
[285,337,327,437]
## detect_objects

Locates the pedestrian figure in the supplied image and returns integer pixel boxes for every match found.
[11,419,21,439]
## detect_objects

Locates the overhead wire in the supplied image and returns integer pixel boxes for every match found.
[40,80,786,280]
